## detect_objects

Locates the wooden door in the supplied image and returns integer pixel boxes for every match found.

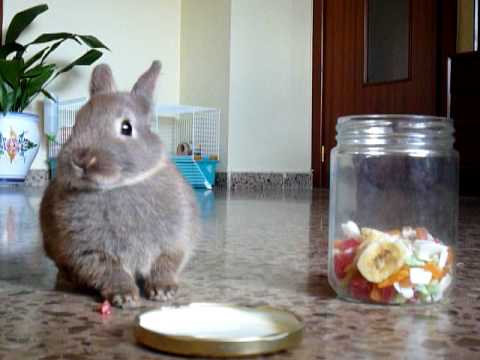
[450,52,480,196]
[312,0,446,187]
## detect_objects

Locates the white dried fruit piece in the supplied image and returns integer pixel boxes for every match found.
[409,267,433,285]
[438,247,449,269]
[413,240,445,262]
[386,228,401,237]
[394,282,414,299]
[396,238,413,258]
[357,240,407,283]
[341,221,361,239]
[401,226,417,240]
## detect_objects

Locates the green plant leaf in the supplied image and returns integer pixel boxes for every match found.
[0,83,7,113]
[26,67,55,98]
[22,64,56,79]
[7,89,17,112]
[28,32,81,45]
[40,40,63,64]
[41,89,56,102]
[17,81,30,110]
[79,35,110,50]
[5,4,49,44]
[0,3,108,112]
[56,49,103,75]
[0,81,13,113]
[0,43,26,59]
[0,82,5,112]
[13,67,55,112]
[16,66,55,111]
[0,59,23,88]
[23,47,49,70]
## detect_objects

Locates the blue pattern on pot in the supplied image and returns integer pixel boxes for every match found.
[0,127,38,163]
[0,112,41,183]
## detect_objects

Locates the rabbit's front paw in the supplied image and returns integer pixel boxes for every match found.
[144,279,178,301]
[101,281,140,308]
[110,291,140,308]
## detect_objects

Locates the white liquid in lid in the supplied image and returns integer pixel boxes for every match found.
[139,304,289,340]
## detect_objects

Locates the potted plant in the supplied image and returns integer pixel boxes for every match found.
[0,4,108,183]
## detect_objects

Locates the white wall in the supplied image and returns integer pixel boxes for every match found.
[4,0,181,170]
[180,0,231,171]
[228,0,313,173]
[4,0,314,175]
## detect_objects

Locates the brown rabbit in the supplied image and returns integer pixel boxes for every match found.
[40,61,198,308]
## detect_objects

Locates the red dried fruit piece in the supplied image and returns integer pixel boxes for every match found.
[379,285,395,303]
[334,251,356,279]
[370,285,395,303]
[99,300,112,315]
[337,238,361,252]
[370,286,382,302]
[349,274,373,301]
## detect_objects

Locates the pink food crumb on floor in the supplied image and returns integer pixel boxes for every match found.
[98,300,112,315]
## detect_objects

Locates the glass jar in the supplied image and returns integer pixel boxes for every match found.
[328,115,458,305]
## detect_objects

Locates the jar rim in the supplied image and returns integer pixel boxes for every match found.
[336,114,455,150]
[338,114,451,125]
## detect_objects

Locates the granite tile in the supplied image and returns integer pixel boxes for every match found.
[0,170,49,188]
[24,170,49,187]
[229,172,284,190]
[214,172,313,190]
[215,171,228,188]
[0,187,479,359]
[284,173,313,189]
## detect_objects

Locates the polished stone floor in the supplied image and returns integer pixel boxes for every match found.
[0,187,479,359]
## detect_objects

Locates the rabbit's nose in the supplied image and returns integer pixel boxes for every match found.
[72,148,97,171]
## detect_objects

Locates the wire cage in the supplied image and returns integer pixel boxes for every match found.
[153,105,220,160]
[153,105,220,189]
[44,98,220,189]
[44,97,87,161]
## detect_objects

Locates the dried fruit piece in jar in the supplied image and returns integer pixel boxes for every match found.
[370,284,395,303]
[413,240,446,262]
[349,274,373,301]
[409,267,433,285]
[341,221,361,239]
[423,262,444,280]
[357,240,407,283]
[334,251,356,279]
[415,227,429,240]
[393,282,414,299]
[334,238,361,251]
[360,228,387,243]
[377,266,410,288]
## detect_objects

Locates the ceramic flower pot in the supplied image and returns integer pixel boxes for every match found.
[0,112,40,183]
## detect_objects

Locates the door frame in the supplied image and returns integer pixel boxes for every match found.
[311,0,458,188]
[311,0,324,188]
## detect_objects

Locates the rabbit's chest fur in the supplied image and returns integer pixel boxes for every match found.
[46,172,196,277]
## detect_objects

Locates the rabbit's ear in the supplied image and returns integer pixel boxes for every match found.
[131,61,161,100]
[89,64,117,97]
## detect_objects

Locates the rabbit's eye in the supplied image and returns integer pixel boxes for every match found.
[121,119,132,136]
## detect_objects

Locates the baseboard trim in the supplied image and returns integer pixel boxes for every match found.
[2,170,50,187]
[15,170,313,190]
[216,171,312,190]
